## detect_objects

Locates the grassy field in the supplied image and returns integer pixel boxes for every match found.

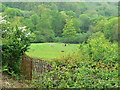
[26,43,79,60]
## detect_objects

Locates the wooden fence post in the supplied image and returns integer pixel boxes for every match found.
[21,54,32,80]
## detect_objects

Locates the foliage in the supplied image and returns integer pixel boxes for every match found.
[0,4,6,12]
[2,2,118,43]
[75,33,88,43]
[55,33,88,43]
[79,32,118,63]
[1,15,34,73]
[103,17,119,41]
[79,14,91,33]
[1,3,119,88]
[32,53,118,88]
[51,11,65,37]
[62,17,77,38]
[30,31,118,88]
[31,32,118,88]
[4,7,22,18]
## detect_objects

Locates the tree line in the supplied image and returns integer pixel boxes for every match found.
[1,2,118,43]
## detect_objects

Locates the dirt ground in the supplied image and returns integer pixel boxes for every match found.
[2,74,30,88]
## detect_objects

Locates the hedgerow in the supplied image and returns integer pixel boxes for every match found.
[32,55,118,88]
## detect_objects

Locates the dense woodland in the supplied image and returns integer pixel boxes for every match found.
[1,2,119,88]
[1,2,119,43]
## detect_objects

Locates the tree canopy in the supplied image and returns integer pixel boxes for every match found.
[1,2,119,43]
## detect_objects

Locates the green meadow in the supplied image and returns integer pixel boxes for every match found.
[26,43,79,60]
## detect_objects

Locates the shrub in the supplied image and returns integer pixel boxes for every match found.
[54,37,62,42]
[79,32,118,63]
[75,33,88,43]
[54,33,88,44]
[54,37,76,43]
[103,17,119,41]
[4,7,22,18]
[31,54,118,88]
[1,15,34,73]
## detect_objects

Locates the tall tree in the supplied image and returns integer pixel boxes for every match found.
[79,14,91,33]
[35,5,55,42]
[62,17,77,38]
[103,17,119,41]
[51,11,64,37]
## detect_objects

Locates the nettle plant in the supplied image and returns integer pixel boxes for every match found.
[1,14,34,73]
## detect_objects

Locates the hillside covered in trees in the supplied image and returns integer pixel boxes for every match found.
[1,2,119,43]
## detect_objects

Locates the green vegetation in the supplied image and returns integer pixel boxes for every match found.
[31,32,118,88]
[26,43,78,59]
[1,2,119,89]
[1,2,118,43]
[36,57,118,88]
[1,14,34,74]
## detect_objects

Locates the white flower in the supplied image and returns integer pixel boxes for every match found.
[4,30,7,32]
[6,27,9,29]
[25,32,31,37]
[0,20,7,24]
[0,14,9,24]
[18,26,27,32]
[21,28,26,32]
[23,26,27,29]
[27,32,31,35]
[18,27,22,30]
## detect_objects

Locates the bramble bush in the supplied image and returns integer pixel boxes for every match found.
[32,54,118,88]
[1,14,34,74]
